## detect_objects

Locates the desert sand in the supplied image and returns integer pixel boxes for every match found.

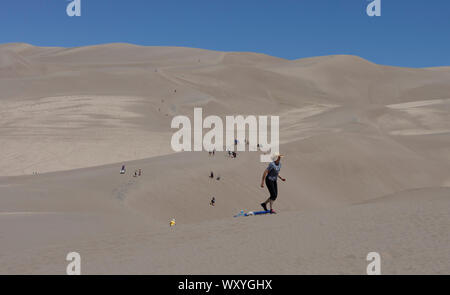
[0,43,449,274]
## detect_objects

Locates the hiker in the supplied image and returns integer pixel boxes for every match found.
[133,170,138,177]
[210,197,216,206]
[120,165,126,174]
[138,169,142,176]
[260,153,286,213]
[210,171,214,178]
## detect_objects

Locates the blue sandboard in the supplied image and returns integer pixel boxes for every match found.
[251,210,272,215]
[234,210,272,217]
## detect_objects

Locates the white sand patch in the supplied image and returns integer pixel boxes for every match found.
[387,98,449,109]
[384,98,450,136]
[390,129,450,136]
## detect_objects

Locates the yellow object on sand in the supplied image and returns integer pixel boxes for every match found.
[170,219,176,227]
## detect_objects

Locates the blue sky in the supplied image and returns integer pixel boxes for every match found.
[1,0,449,67]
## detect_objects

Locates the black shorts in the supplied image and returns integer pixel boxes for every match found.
[265,177,278,201]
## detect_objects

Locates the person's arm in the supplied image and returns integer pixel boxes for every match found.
[261,169,269,187]
[278,174,286,181]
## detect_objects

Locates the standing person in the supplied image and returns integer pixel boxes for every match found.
[260,153,286,213]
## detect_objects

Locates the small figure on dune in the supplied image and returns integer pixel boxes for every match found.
[210,171,214,178]
[210,197,216,206]
[133,170,138,177]
[138,169,142,176]
[120,165,126,174]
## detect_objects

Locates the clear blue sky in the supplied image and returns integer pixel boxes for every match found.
[1,0,449,67]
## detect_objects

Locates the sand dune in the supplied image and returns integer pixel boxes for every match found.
[0,43,449,274]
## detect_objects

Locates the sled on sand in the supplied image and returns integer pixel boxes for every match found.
[234,210,276,217]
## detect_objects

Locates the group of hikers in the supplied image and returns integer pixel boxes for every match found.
[120,165,142,178]
[119,144,286,215]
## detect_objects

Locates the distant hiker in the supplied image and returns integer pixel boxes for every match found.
[234,139,238,146]
[138,169,142,176]
[210,171,214,178]
[134,170,138,177]
[120,165,126,174]
[210,197,216,206]
[260,153,286,213]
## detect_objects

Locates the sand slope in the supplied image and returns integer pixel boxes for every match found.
[0,43,449,274]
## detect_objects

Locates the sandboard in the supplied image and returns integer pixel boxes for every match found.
[234,210,275,217]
